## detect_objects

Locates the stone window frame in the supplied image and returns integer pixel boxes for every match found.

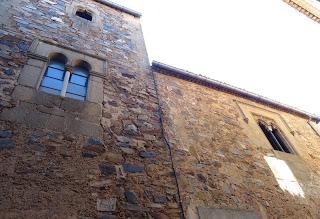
[19,39,107,104]
[255,115,296,154]
[66,1,104,30]
[234,100,307,158]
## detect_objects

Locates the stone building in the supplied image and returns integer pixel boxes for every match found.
[0,0,320,219]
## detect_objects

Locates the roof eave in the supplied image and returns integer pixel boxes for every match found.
[94,0,142,17]
[152,61,320,123]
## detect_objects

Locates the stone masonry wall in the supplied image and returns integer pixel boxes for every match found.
[0,1,180,218]
[155,72,320,219]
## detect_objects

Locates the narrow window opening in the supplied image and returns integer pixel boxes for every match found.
[258,121,293,154]
[76,9,92,21]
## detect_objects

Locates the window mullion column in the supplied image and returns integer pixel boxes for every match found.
[61,70,71,97]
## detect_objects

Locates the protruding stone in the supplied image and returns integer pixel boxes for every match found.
[96,198,117,212]
[0,139,15,150]
[117,136,130,143]
[82,151,98,158]
[139,151,157,159]
[0,130,13,138]
[123,164,144,173]
[123,124,138,135]
[88,137,104,146]
[90,180,111,188]
[153,195,167,204]
[120,147,135,154]
[105,153,124,163]
[125,191,138,204]
[99,164,116,176]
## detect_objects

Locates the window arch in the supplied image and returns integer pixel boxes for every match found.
[258,120,294,154]
[40,55,90,101]
[39,53,67,95]
[66,61,90,101]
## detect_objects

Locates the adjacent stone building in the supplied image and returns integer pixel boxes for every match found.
[0,0,320,218]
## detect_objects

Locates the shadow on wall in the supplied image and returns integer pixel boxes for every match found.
[264,156,305,198]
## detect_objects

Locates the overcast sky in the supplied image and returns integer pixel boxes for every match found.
[112,0,320,116]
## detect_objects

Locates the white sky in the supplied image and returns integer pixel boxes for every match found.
[112,0,320,116]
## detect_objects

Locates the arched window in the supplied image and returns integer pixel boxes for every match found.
[66,66,89,101]
[40,55,89,101]
[258,121,294,154]
[40,55,66,95]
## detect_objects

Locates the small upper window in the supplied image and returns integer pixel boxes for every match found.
[76,9,92,21]
[258,121,294,154]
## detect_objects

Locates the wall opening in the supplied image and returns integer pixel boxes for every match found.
[76,9,92,21]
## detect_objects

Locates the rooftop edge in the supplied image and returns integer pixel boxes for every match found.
[94,0,142,17]
[152,61,320,123]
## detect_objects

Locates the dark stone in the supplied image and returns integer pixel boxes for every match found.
[121,72,135,79]
[88,137,104,146]
[116,136,130,143]
[153,195,167,204]
[123,124,138,135]
[150,213,170,219]
[108,100,118,107]
[197,173,207,183]
[83,144,105,154]
[0,139,15,150]
[122,203,149,212]
[99,215,116,219]
[99,164,116,176]
[18,41,28,53]
[139,151,157,159]
[0,130,13,138]
[4,69,14,76]
[123,164,144,173]
[116,142,130,148]
[82,151,98,158]
[28,143,46,152]
[125,191,138,204]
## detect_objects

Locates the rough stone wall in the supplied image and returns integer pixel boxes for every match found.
[0,1,180,218]
[155,72,320,219]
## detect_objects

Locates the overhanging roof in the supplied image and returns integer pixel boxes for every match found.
[94,0,142,17]
[152,61,320,123]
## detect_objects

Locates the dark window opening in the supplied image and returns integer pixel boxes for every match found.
[258,122,293,154]
[76,9,92,21]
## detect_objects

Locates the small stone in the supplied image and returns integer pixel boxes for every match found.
[99,214,116,219]
[108,100,118,107]
[123,164,144,173]
[197,173,207,183]
[122,72,135,79]
[153,195,167,204]
[0,139,15,150]
[123,124,138,135]
[88,137,104,146]
[120,147,135,154]
[139,151,157,159]
[116,136,130,143]
[105,153,124,163]
[125,191,138,204]
[96,198,117,212]
[99,164,116,176]
[4,69,14,76]
[150,212,170,219]
[82,151,98,158]
[0,130,13,138]
[83,145,105,154]
[90,180,111,188]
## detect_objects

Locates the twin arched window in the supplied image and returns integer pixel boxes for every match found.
[258,121,294,154]
[39,55,89,101]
